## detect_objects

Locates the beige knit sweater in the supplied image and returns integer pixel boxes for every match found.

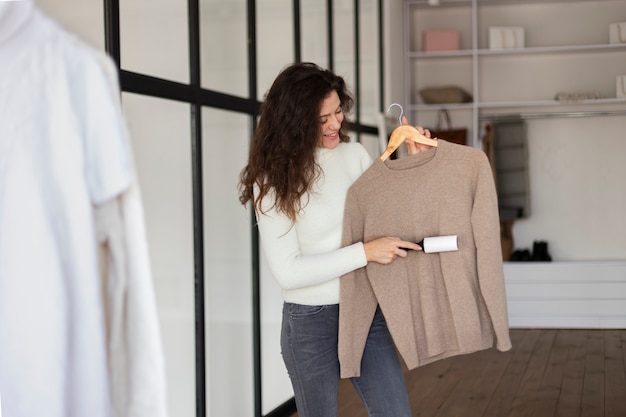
[339,140,512,378]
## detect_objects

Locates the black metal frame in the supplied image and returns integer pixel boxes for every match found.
[102,1,384,416]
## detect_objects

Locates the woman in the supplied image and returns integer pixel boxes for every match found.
[239,62,430,417]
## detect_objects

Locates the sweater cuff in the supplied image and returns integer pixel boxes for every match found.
[496,337,513,352]
[353,241,368,268]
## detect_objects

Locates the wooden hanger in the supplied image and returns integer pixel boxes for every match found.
[380,125,438,161]
[380,103,438,161]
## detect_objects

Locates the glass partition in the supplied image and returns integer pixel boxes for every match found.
[257,0,294,98]
[200,0,248,96]
[27,2,385,416]
[122,93,196,417]
[301,1,329,67]
[358,0,380,126]
[333,0,355,107]
[255,2,298,413]
[201,108,255,416]
[119,0,190,83]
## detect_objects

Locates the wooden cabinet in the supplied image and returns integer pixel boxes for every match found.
[505,262,626,328]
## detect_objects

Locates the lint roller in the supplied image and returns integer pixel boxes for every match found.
[416,235,458,253]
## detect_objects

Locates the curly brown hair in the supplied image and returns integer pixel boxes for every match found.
[238,62,354,222]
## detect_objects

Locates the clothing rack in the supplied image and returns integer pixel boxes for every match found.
[479,109,626,122]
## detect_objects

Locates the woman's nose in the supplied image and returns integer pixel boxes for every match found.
[329,115,342,129]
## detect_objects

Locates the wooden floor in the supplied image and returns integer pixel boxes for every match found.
[332,329,626,417]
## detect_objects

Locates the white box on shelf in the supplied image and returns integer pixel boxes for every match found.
[609,22,626,44]
[489,27,525,50]
[617,75,626,98]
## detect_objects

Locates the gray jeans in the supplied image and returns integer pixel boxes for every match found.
[280,303,411,417]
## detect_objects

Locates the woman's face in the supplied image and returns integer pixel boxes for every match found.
[317,90,344,149]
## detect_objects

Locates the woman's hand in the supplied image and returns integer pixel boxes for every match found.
[402,116,436,155]
[363,237,422,265]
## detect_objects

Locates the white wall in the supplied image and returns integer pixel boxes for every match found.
[513,116,626,260]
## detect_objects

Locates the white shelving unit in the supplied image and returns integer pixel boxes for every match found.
[402,0,626,329]
[403,0,626,147]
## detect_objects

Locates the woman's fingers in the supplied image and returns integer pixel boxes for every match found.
[364,237,422,264]
[396,239,422,253]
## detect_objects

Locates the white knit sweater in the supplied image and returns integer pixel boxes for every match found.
[256,141,372,305]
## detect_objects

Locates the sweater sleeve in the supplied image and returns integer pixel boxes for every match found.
[471,152,512,352]
[256,188,367,291]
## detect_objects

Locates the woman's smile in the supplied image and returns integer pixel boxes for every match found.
[318,91,343,149]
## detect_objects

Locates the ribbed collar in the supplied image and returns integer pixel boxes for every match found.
[374,140,446,177]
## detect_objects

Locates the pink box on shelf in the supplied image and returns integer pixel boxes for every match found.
[423,30,460,52]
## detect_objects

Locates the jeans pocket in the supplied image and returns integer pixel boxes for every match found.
[287,303,327,319]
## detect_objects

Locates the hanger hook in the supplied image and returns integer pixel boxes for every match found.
[387,103,404,126]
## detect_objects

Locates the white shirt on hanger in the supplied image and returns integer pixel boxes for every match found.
[0,2,168,416]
